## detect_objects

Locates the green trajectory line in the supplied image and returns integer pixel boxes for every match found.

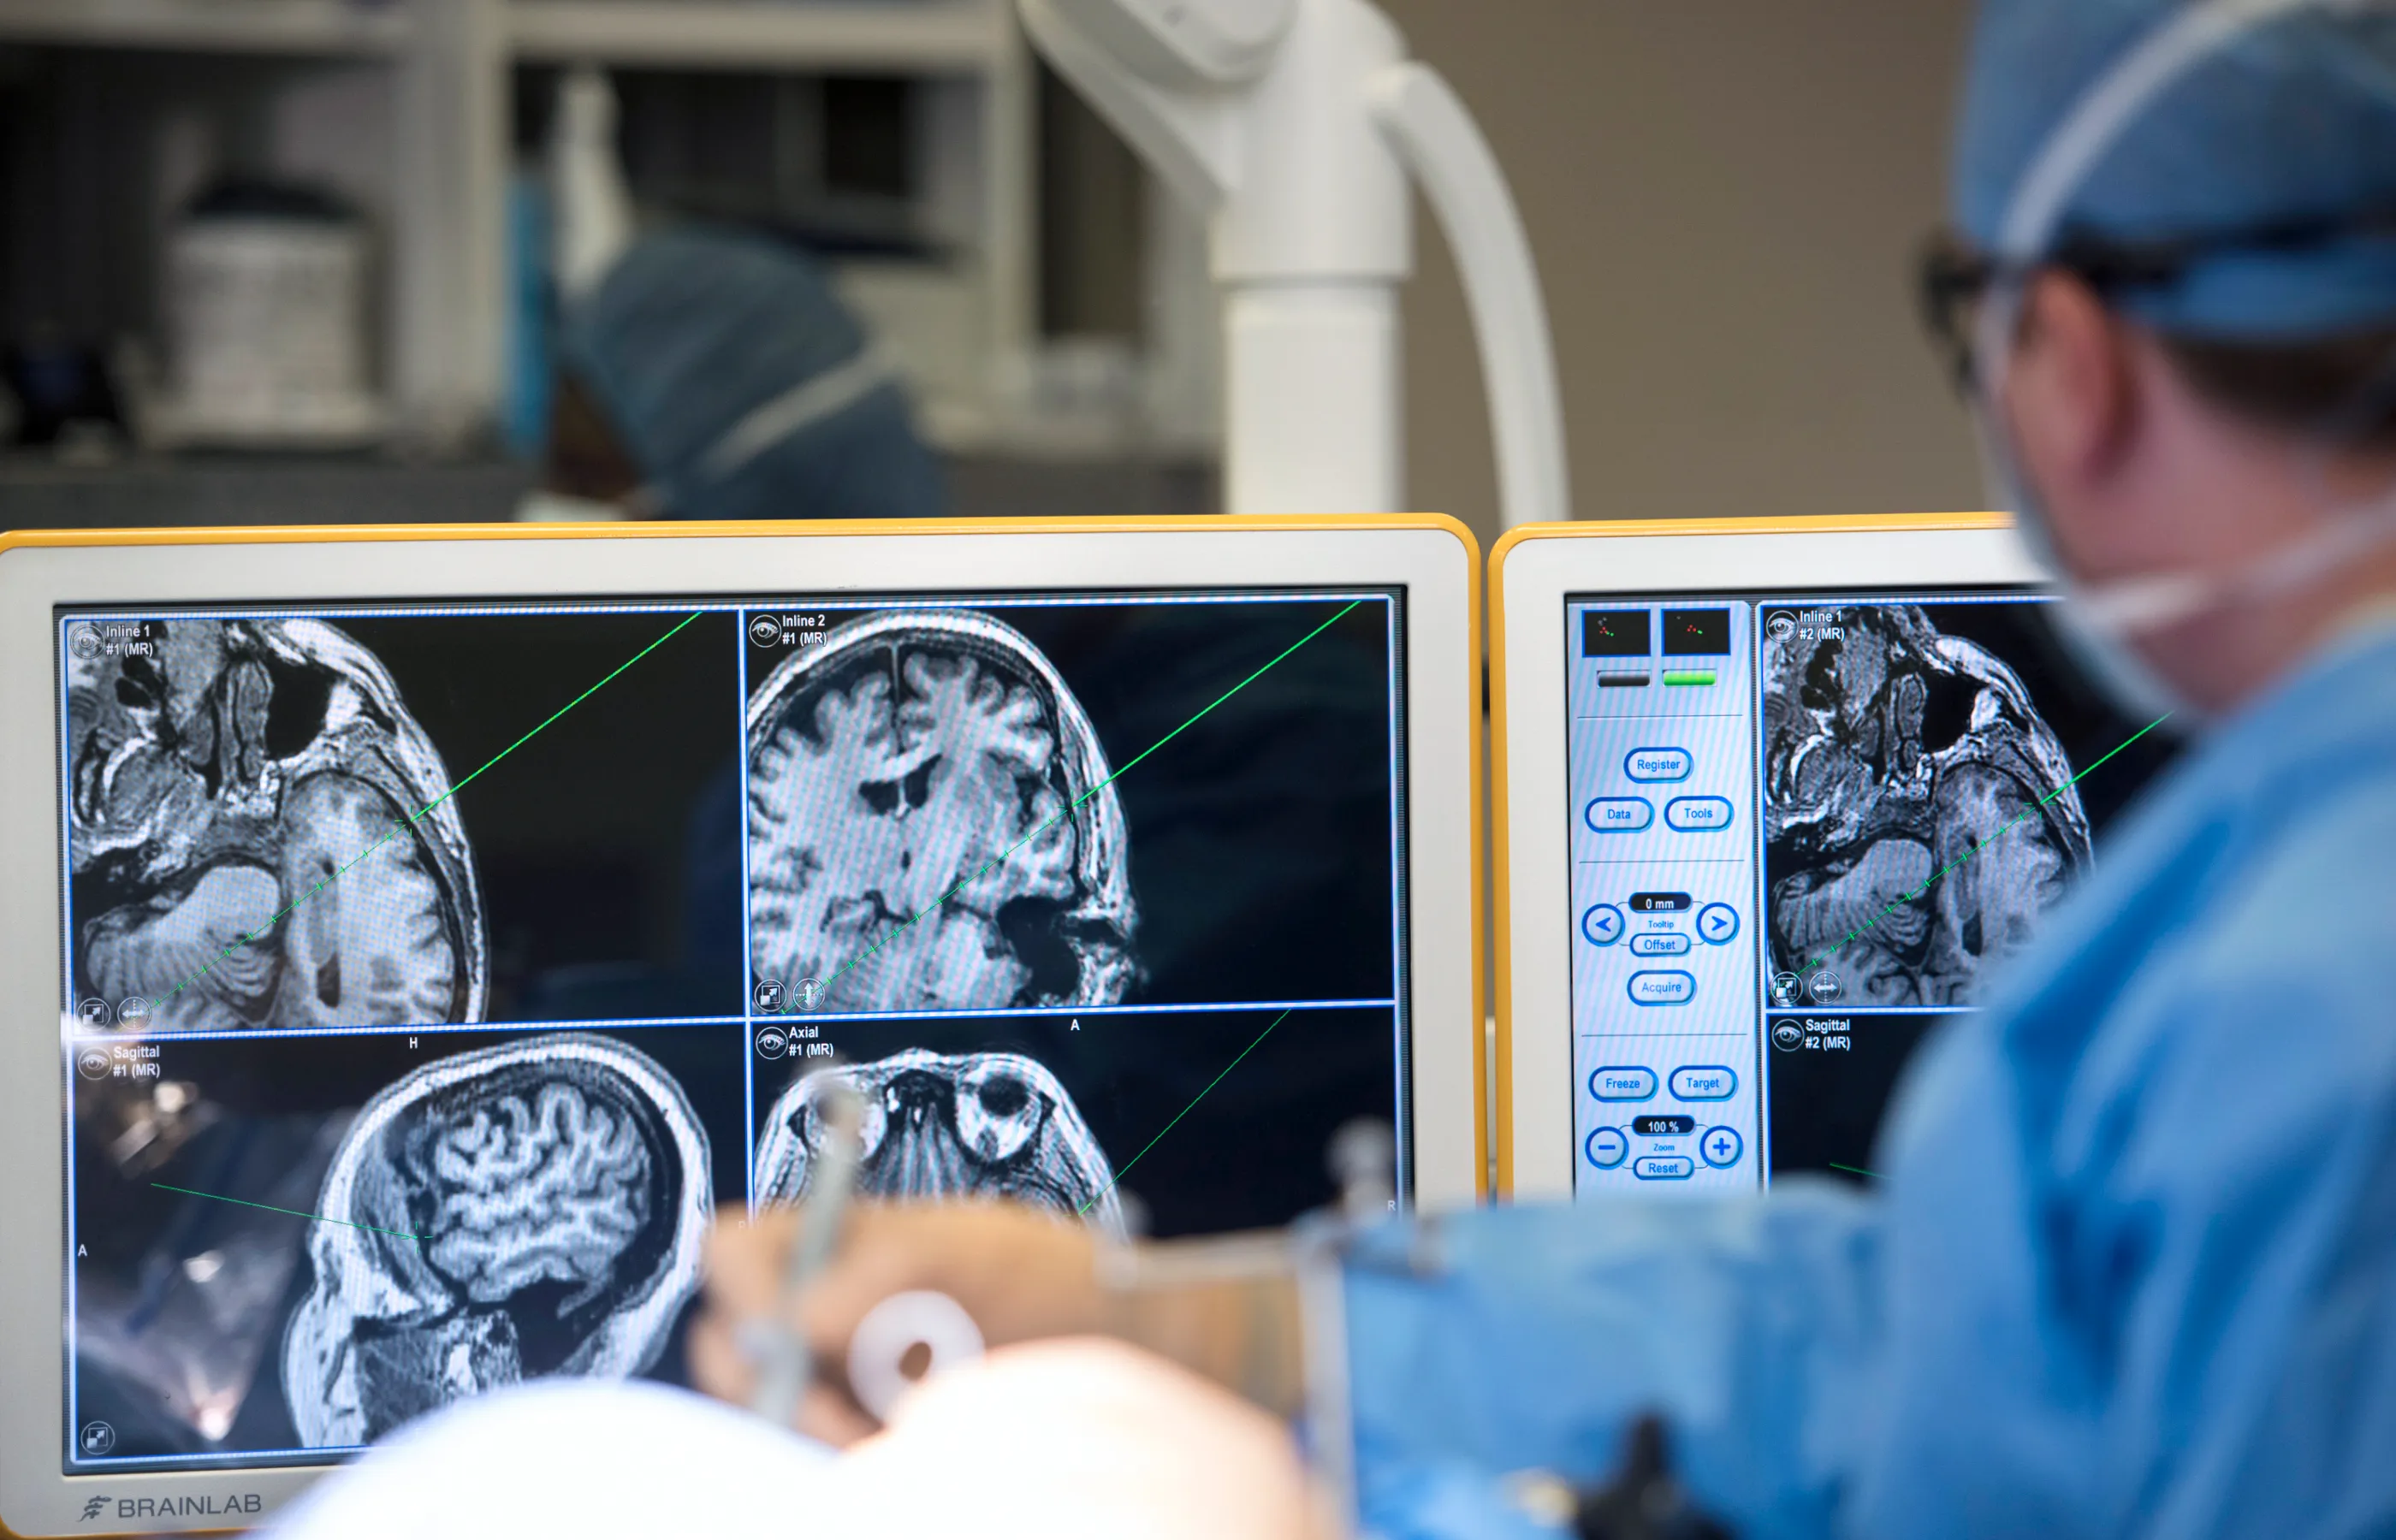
[152,1182,424,1240]
[812,600,1366,998]
[1079,1009,1292,1217]
[160,609,708,1006]
[1828,1162,1884,1182]
[1797,710,2174,978]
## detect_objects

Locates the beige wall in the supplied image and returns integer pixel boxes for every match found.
[1379,1,1986,545]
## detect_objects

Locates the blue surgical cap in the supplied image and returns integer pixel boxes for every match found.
[560,226,944,521]
[1954,0,2396,338]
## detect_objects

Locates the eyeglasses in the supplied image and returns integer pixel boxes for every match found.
[1916,206,2396,394]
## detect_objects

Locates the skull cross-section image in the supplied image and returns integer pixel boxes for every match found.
[745,610,1139,1014]
[1760,602,2092,1007]
[280,1035,711,1446]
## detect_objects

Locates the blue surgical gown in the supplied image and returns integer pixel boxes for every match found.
[1345,624,2396,1539]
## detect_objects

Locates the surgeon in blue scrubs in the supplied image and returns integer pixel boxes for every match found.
[602,1,2396,1534]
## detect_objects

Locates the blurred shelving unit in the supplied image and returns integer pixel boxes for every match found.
[0,0,1219,481]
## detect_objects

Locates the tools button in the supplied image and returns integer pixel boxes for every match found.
[1665,796,1735,832]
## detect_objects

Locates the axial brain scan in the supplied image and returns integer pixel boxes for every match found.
[746,611,1137,1013]
[280,1035,709,1446]
[1762,605,2091,1006]
[66,619,486,1032]
[755,1049,1124,1235]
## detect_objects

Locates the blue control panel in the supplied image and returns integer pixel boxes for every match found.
[1565,601,1760,1192]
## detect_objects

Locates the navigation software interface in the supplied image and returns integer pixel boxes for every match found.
[1562,589,2174,1195]
[56,589,1408,1472]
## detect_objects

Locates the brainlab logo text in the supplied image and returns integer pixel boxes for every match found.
[82,1494,264,1521]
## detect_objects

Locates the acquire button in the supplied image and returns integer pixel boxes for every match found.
[1629,933,1691,957]
[1633,1156,1694,1181]
[1669,1065,1738,1100]
[1590,1066,1658,1101]
[1664,796,1734,832]
[1584,797,1655,832]
[1627,970,1696,1006]
[1623,747,1692,783]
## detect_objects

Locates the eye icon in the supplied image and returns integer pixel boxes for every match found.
[70,628,103,660]
[77,1048,113,1081]
[749,616,784,647]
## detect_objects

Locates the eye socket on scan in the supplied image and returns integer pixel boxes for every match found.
[954,1066,1047,1163]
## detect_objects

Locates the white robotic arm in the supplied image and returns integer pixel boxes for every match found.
[1023,0,1569,528]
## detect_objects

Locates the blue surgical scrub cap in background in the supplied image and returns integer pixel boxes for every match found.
[559,226,946,522]
[1953,0,2396,339]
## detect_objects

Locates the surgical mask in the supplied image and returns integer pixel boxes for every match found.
[1972,0,2396,723]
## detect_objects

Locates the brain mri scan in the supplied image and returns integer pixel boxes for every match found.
[1762,606,2091,1006]
[66,619,486,1032]
[755,1049,1124,1236]
[746,611,1137,1013]
[280,1035,709,1446]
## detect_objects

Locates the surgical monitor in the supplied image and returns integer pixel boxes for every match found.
[0,515,1480,1533]
[1491,515,2177,1199]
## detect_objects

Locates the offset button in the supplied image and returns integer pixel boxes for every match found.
[1664,796,1735,832]
[1590,1066,1658,1101]
[1584,797,1655,833]
[1700,1127,1745,1168]
[1581,903,1627,946]
[1585,1128,1628,1169]
[1622,747,1693,783]
[1629,932,1691,957]
[1627,970,1696,1006]
[1669,1065,1738,1101]
[1633,1156,1694,1181]
[1695,903,1740,944]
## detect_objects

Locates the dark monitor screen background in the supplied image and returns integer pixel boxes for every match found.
[54,589,1408,1472]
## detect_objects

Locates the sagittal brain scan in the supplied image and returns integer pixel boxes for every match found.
[754,1049,1124,1235]
[65,619,486,1032]
[746,611,1138,1013]
[1761,604,2091,1006]
[280,1034,709,1446]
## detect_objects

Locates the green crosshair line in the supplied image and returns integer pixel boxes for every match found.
[151,1182,424,1240]
[1797,710,2174,978]
[804,599,1365,1002]
[1079,1009,1292,1217]
[1828,1162,1884,1182]
[157,609,708,1007]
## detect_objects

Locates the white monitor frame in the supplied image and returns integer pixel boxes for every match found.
[0,514,1482,1534]
[1489,513,2042,1199]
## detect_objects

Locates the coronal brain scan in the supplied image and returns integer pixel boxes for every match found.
[66,619,486,1032]
[746,611,1138,1013]
[1761,604,2091,1006]
[754,1049,1124,1235]
[280,1034,709,1446]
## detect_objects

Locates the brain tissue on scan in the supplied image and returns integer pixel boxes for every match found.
[1762,606,2091,1007]
[281,1035,710,1446]
[755,1049,1125,1237]
[66,619,487,1031]
[745,611,1138,1013]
